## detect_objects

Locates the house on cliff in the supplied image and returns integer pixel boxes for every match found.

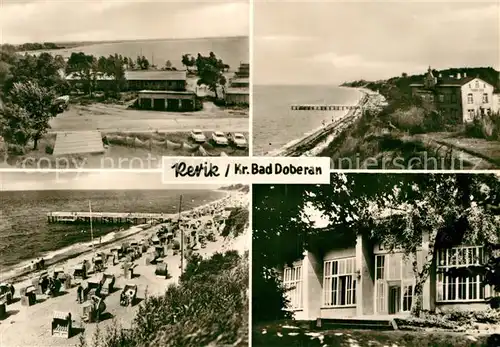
[410,66,500,123]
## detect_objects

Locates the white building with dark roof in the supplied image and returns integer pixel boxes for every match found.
[410,67,499,123]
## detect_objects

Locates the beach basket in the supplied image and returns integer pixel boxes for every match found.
[0,303,6,319]
[120,284,137,307]
[155,263,168,278]
[51,311,72,338]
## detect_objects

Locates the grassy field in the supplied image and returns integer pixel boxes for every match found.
[1,131,249,169]
[253,322,495,347]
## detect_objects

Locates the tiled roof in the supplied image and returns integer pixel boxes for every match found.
[411,75,492,88]
[226,87,249,95]
[125,70,186,81]
[230,78,249,84]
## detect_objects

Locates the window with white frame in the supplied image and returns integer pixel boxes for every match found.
[283,266,303,309]
[375,253,417,314]
[323,258,357,307]
[467,94,473,104]
[483,93,489,103]
[437,246,487,302]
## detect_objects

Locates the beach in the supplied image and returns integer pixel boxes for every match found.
[264,87,371,157]
[0,190,249,347]
[253,85,363,155]
[0,189,224,270]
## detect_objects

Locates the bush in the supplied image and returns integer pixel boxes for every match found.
[44,144,53,154]
[89,251,248,347]
[395,309,500,331]
[221,207,248,238]
[464,112,500,140]
[133,251,248,346]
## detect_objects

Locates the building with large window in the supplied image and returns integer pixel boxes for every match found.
[410,67,498,123]
[280,231,495,320]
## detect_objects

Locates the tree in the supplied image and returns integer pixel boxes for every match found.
[136,55,150,70]
[165,60,172,70]
[368,174,500,315]
[128,57,135,69]
[96,54,126,96]
[195,52,227,99]
[0,103,31,147]
[8,80,56,150]
[66,52,97,96]
[181,54,196,72]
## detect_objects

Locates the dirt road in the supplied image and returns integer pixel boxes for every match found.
[49,102,249,133]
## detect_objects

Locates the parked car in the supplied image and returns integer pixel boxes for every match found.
[228,133,247,148]
[190,129,206,143]
[211,131,228,146]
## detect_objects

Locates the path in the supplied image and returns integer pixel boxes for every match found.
[49,102,249,133]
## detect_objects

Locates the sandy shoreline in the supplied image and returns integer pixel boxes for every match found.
[0,190,248,347]
[0,191,231,285]
[267,87,367,157]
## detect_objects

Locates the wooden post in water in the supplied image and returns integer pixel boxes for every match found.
[178,195,184,272]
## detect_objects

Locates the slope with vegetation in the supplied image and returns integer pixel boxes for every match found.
[80,250,248,347]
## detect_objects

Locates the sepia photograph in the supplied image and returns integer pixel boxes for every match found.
[252,174,500,346]
[0,0,249,170]
[253,1,500,170]
[0,171,249,346]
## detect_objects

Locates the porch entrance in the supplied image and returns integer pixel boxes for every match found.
[388,285,401,314]
[375,253,415,315]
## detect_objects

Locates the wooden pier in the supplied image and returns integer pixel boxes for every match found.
[47,211,176,225]
[290,104,360,111]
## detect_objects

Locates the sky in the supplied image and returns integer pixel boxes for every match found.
[254,0,500,85]
[0,171,221,191]
[0,0,249,44]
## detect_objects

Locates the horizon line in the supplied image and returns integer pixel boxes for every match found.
[2,35,249,47]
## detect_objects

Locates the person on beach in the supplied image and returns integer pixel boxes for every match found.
[322,120,326,127]
[77,284,83,303]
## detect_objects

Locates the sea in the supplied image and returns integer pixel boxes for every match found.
[253,85,363,155]
[0,189,224,269]
[35,36,248,72]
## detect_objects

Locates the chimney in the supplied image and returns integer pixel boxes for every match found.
[457,72,461,79]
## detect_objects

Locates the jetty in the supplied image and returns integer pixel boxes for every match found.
[291,104,360,111]
[272,93,371,157]
[47,212,174,225]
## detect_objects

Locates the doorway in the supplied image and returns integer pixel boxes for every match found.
[388,285,401,314]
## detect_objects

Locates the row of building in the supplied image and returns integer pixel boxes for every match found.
[410,67,500,123]
[65,63,250,112]
[281,228,495,320]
